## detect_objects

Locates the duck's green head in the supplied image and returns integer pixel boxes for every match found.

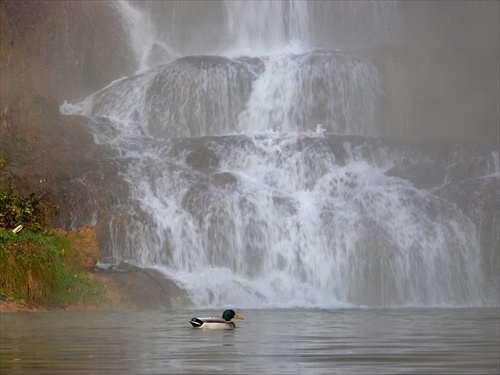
[222,309,244,321]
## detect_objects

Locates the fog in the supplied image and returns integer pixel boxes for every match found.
[397,1,499,141]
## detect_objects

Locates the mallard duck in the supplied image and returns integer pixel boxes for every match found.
[189,309,244,329]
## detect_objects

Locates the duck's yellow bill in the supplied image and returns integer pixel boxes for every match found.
[234,314,244,320]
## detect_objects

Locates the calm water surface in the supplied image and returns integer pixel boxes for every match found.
[1,308,498,374]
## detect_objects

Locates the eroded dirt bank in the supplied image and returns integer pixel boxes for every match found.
[0,268,178,313]
[0,225,186,313]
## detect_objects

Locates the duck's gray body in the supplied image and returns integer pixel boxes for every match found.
[189,317,237,329]
[189,310,244,330]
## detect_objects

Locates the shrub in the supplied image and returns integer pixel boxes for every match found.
[0,186,53,232]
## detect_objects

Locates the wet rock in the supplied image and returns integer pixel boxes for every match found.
[212,172,237,187]
[94,262,189,309]
[186,145,219,171]
[385,159,444,189]
[434,176,499,302]
[181,183,210,219]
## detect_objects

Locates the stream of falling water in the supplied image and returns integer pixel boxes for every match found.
[61,1,494,308]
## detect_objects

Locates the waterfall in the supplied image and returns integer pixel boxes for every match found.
[114,0,178,72]
[236,50,380,135]
[118,0,400,66]
[77,50,380,137]
[222,0,309,55]
[101,133,486,307]
[61,0,498,307]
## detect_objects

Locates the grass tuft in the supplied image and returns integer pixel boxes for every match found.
[0,228,102,307]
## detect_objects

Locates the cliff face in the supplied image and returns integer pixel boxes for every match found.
[0,1,132,232]
[0,1,132,251]
[0,0,134,108]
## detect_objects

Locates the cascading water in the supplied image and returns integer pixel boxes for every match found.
[79,50,379,138]
[236,51,380,135]
[222,0,309,55]
[114,0,178,72]
[62,0,498,307]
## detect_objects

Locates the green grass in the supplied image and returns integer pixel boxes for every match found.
[1,168,102,308]
[0,227,102,307]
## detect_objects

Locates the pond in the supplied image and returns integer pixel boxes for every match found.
[1,308,498,374]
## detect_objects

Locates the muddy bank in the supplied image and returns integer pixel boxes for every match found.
[0,271,125,313]
[0,223,187,313]
[0,263,187,313]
